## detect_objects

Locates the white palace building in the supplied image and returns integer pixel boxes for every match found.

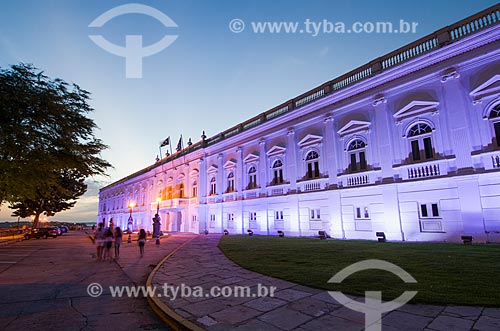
[99,5,500,243]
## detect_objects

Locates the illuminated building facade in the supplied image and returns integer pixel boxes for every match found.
[99,6,500,242]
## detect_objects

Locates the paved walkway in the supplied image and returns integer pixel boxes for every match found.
[151,234,500,331]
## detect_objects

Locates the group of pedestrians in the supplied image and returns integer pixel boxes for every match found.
[94,222,123,261]
[94,223,147,260]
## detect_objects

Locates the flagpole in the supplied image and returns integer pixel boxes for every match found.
[169,136,173,156]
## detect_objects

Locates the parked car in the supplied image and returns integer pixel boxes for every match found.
[24,228,58,239]
[59,225,69,233]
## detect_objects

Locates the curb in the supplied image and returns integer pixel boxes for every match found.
[146,235,205,331]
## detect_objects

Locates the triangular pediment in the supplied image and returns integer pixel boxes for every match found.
[298,134,323,147]
[207,165,218,174]
[470,75,500,98]
[266,145,286,156]
[243,153,259,163]
[223,160,236,169]
[394,100,439,120]
[337,120,371,136]
[189,169,199,177]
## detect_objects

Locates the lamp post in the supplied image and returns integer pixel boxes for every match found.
[127,202,135,244]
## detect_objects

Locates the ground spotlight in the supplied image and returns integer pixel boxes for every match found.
[376,232,386,243]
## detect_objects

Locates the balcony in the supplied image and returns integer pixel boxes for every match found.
[338,169,382,188]
[394,159,448,180]
[266,182,290,196]
[222,191,237,202]
[244,187,261,199]
[471,150,500,171]
[297,177,329,193]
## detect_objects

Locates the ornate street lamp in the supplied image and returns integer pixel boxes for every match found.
[127,202,135,243]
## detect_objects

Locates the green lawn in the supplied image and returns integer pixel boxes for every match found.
[218,236,500,306]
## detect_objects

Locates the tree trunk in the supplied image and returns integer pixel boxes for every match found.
[32,213,41,228]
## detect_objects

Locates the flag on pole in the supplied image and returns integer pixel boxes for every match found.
[176,135,183,152]
[160,136,170,147]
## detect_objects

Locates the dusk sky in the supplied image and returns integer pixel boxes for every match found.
[0,0,497,223]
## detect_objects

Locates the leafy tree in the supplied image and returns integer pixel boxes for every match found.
[0,64,111,227]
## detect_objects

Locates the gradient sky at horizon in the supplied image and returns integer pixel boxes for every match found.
[0,0,497,223]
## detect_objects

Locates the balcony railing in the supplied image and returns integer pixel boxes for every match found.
[407,164,441,179]
[471,150,500,171]
[395,159,448,180]
[297,177,329,192]
[266,182,290,196]
[244,188,260,199]
[494,155,500,169]
[222,192,237,202]
[338,170,382,188]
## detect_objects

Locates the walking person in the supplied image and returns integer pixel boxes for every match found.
[94,223,105,261]
[114,227,122,259]
[103,228,114,261]
[138,229,146,257]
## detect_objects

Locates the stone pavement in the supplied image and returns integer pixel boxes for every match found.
[151,234,500,331]
[0,231,195,331]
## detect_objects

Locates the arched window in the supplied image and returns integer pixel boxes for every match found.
[248,166,257,189]
[227,172,235,192]
[305,151,320,179]
[166,186,173,199]
[272,160,284,184]
[489,104,500,147]
[347,139,367,172]
[210,177,216,195]
[192,181,198,197]
[407,123,434,161]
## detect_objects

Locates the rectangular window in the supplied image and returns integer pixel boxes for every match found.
[494,122,500,147]
[210,214,216,221]
[192,186,197,197]
[355,207,370,219]
[316,209,320,219]
[228,213,234,221]
[431,203,439,217]
[420,204,428,218]
[307,163,313,179]
[360,151,367,170]
[310,209,315,219]
[279,169,283,183]
[423,137,433,159]
[411,140,420,161]
[350,153,357,171]
[250,212,257,221]
[420,203,440,218]
[275,211,284,220]
[314,161,320,178]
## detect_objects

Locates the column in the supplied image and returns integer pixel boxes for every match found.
[259,139,267,195]
[287,128,298,192]
[322,115,337,186]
